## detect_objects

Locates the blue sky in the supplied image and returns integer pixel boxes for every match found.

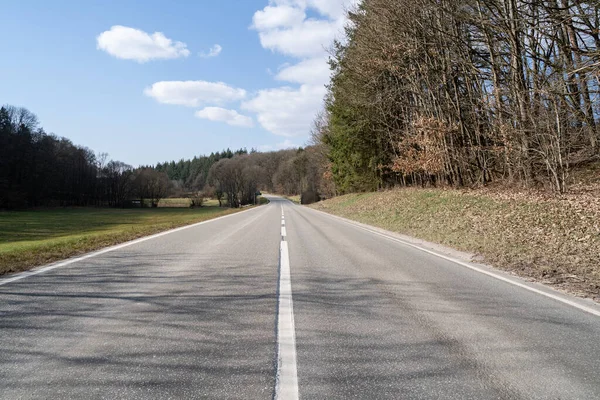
[0,0,355,166]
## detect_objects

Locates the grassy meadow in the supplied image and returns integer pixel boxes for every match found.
[0,206,241,275]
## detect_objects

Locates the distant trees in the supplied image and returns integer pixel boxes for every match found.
[204,147,332,206]
[320,0,600,193]
[155,148,248,192]
[100,161,134,208]
[208,155,263,207]
[270,147,330,202]
[133,168,171,208]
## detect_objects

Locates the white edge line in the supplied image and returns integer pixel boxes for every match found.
[307,207,600,318]
[0,206,262,287]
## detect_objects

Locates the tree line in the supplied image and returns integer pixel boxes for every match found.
[156,145,334,207]
[205,145,334,207]
[0,104,186,209]
[1,104,333,209]
[315,0,600,193]
[155,148,249,195]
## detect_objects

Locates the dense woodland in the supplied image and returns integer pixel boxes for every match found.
[316,0,600,193]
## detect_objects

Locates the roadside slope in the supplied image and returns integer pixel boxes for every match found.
[311,188,600,300]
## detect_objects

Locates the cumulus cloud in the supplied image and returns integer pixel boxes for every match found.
[252,5,306,30]
[251,0,355,58]
[258,139,300,152]
[144,80,246,107]
[246,0,356,138]
[97,25,190,62]
[276,56,331,85]
[195,107,254,127]
[242,84,326,137]
[256,18,340,58]
[305,0,353,18]
[135,1,357,137]
[199,44,222,58]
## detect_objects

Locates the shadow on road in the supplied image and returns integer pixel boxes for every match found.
[0,249,278,399]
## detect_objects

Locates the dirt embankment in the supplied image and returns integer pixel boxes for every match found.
[311,187,600,301]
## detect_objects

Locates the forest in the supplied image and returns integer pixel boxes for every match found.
[315,0,600,194]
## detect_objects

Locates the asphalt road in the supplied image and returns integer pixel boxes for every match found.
[1,196,600,399]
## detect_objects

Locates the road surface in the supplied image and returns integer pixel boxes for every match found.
[1,196,600,399]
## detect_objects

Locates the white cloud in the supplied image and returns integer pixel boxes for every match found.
[144,81,246,107]
[242,84,326,137]
[306,0,354,18]
[199,44,222,58]
[137,1,357,139]
[195,107,254,127]
[244,0,356,138]
[258,139,300,152]
[256,18,340,58]
[97,25,190,62]
[252,0,356,58]
[252,5,306,30]
[263,0,354,19]
[276,56,331,85]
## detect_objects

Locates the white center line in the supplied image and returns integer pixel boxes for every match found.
[281,226,287,237]
[275,208,299,400]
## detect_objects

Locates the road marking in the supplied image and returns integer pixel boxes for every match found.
[0,206,264,287]
[309,207,600,318]
[281,226,287,237]
[275,234,299,399]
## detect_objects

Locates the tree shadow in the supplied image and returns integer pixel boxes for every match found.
[0,251,278,399]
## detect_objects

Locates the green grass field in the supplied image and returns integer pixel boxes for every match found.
[0,206,241,275]
[155,198,192,207]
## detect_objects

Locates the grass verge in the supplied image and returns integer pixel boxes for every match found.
[311,188,600,300]
[0,206,244,275]
[258,196,270,205]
